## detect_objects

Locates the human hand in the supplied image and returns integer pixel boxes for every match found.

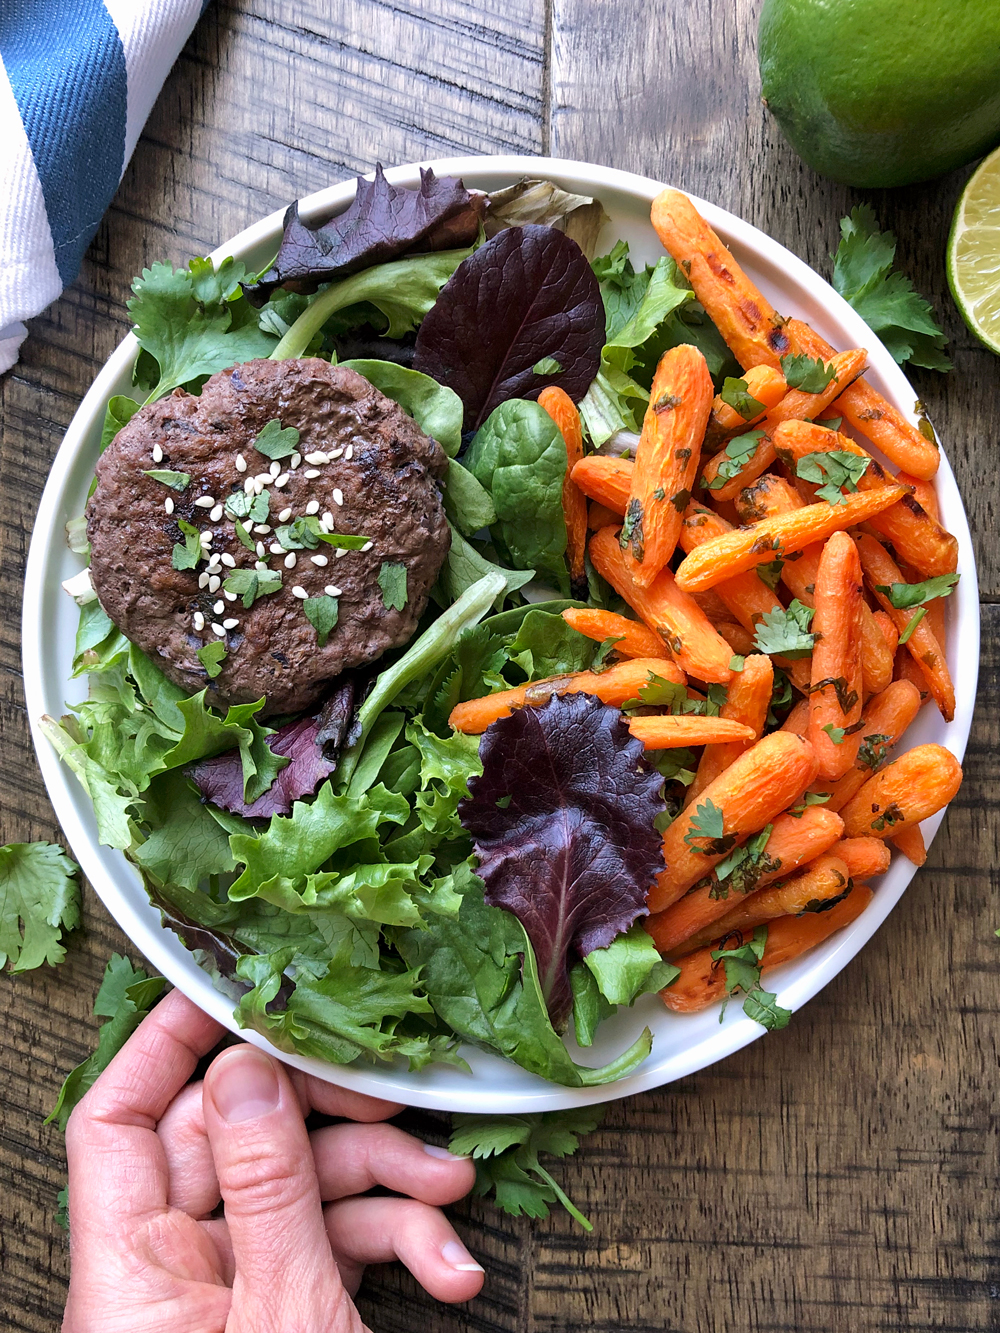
[62,988,483,1332]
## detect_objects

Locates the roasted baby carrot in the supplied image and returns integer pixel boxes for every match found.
[873,609,899,659]
[448,656,683,734]
[841,743,962,840]
[571,455,631,514]
[588,500,623,531]
[675,852,852,956]
[890,823,927,867]
[622,345,713,588]
[706,364,787,445]
[833,835,892,882]
[781,698,810,736]
[650,189,791,370]
[561,607,668,659]
[898,471,940,523]
[818,679,923,812]
[644,805,844,956]
[808,532,865,781]
[855,534,956,722]
[686,653,773,804]
[589,526,735,684]
[651,730,819,912]
[894,646,930,701]
[735,472,805,522]
[680,503,811,692]
[785,318,939,479]
[770,419,958,578]
[701,347,867,501]
[539,386,588,592]
[660,884,873,1013]
[673,484,908,592]
[628,715,756,749]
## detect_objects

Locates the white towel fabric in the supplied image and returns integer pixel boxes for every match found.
[0,0,205,375]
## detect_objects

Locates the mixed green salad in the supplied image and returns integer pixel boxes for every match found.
[46,168,769,1088]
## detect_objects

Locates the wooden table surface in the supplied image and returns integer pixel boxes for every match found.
[2,2,998,1329]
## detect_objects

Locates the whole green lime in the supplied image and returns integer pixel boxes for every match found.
[759,0,1000,188]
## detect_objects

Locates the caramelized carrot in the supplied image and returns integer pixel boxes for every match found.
[855,534,955,722]
[808,532,865,780]
[834,836,892,882]
[651,731,819,912]
[873,609,899,658]
[622,345,713,588]
[894,646,930,701]
[686,654,773,804]
[841,743,962,839]
[644,805,844,956]
[660,885,874,1012]
[448,656,683,734]
[680,503,811,693]
[539,386,588,591]
[735,472,804,523]
[674,485,908,592]
[890,823,927,867]
[674,852,851,956]
[781,698,810,736]
[701,347,867,501]
[561,607,668,660]
[770,419,958,578]
[706,364,787,445]
[571,455,630,514]
[589,526,734,684]
[588,500,623,531]
[628,715,756,749]
[650,188,791,370]
[818,679,923,812]
[785,318,939,479]
[898,471,940,523]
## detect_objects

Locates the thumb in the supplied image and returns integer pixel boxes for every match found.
[203,1045,363,1332]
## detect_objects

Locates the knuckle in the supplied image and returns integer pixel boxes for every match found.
[220,1149,316,1217]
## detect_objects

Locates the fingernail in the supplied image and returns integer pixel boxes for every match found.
[442,1239,485,1273]
[423,1143,469,1161]
[210,1048,280,1124]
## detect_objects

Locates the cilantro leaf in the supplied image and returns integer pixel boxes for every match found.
[684,797,726,851]
[252,419,300,460]
[711,926,766,995]
[795,450,871,505]
[779,353,836,394]
[756,558,785,589]
[128,256,277,402]
[378,562,409,611]
[234,520,256,552]
[316,531,372,550]
[729,654,746,671]
[275,515,327,550]
[223,567,282,608]
[741,987,792,1031]
[857,733,891,771]
[832,205,951,372]
[449,1107,605,1230]
[719,376,765,420]
[707,429,764,489]
[874,572,959,609]
[196,641,227,678]
[225,489,271,524]
[711,824,774,898]
[46,954,166,1130]
[752,599,817,659]
[142,469,189,491]
[788,791,833,817]
[303,595,339,647]
[822,722,847,745]
[171,518,202,571]
[0,842,80,972]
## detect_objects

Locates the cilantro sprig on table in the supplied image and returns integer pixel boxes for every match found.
[0,842,80,972]
[832,205,951,372]
[449,1108,605,1230]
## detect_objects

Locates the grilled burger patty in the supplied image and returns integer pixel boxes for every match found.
[87,358,451,716]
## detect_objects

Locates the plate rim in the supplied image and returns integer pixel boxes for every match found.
[21,153,980,1112]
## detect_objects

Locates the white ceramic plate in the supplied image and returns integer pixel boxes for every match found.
[22,156,979,1113]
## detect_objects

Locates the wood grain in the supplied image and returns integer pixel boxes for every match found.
[2,0,998,1329]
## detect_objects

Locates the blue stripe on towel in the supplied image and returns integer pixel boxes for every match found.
[0,0,127,284]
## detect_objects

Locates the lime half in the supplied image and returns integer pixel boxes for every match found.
[948,145,1000,355]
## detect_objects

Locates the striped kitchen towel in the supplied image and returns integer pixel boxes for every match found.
[0,0,206,374]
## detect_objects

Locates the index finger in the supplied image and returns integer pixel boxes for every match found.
[66,988,224,1223]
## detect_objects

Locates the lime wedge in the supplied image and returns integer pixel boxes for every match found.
[948,145,1000,355]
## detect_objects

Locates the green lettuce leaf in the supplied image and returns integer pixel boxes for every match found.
[341,359,464,457]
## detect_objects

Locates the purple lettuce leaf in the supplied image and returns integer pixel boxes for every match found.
[244,165,486,306]
[458,693,665,1030]
[412,224,605,431]
[189,680,356,818]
